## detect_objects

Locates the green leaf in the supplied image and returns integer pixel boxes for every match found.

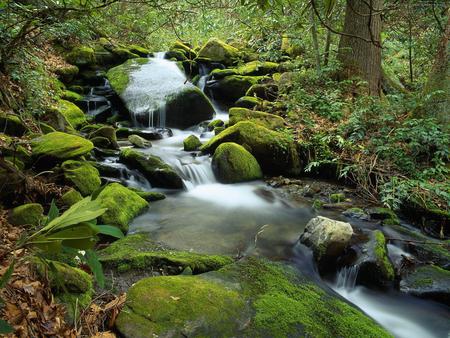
[0,262,14,288]
[0,319,14,334]
[97,225,124,239]
[62,238,96,250]
[324,0,337,17]
[46,199,59,225]
[85,250,104,288]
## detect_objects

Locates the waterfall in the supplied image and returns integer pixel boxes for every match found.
[335,266,359,289]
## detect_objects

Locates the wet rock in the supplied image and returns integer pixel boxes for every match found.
[96,183,148,232]
[400,265,450,306]
[235,96,261,109]
[88,126,119,149]
[107,58,149,95]
[212,142,263,183]
[235,61,279,76]
[128,134,152,148]
[207,119,224,131]
[31,132,94,160]
[115,257,390,338]
[197,38,239,65]
[183,134,202,151]
[54,64,79,83]
[116,127,166,140]
[300,216,354,262]
[366,207,400,225]
[214,126,225,135]
[201,121,301,176]
[8,203,44,227]
[245,83,279,101]
[120,148,183,189]
[65,46,96,68]
[343,207,370,220]
[228,107,285,130]
[128,44,150,57]
[61,90,83,103]
[128,188,165,202]
[61,160,101,196]
[208,75,264,102]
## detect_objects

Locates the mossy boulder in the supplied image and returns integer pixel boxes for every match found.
[106,58,149,95]
[235,96,261,109]
[0,113,26,136]
[235,61,279,76]
[366,207,400,225]
[400,265,450,306]
[120,149,183,189]
[197,38,239,65]
[8,203,44,227]
[128,188,165,202]
[54,65,79,83]
[166,49,188,61]
[31,132,94,159]
[212,142,263,183]
[183,134,202,151]
[128,44,150,57]
[99,234,233,275]
[65,46,96,67]
[115,257,391,338]
[128,134,152,148]
[96,183,148,232]
[111,47,140,62]
[61,188,83,206]
[208,75,264,102]
[53,99,86,129]
[229,107,285,130]
[171,41,197,58]
[201,121,301,176]
[246,83,279,101]
[207,119,224,130]
[61,90,83,103]
[61,160,101,196]
[88,126,119,149]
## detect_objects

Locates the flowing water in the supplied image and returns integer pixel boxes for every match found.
[99,55,450,338]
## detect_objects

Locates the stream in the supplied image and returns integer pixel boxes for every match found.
[91,54,450,338]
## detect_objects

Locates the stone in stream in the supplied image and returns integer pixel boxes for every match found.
[116,127,167,140]
[201,121,301,176]
[31,131,94,160]
[115,257,391,338]
[120,148,183,189]
[207,119,224,131]
[400,264,450,306]
[128,134,152,148]
[183,134,202,151]
[88,125,119,149]
[212,142,263,183]
[197,38,240,66]
[61,160,102,196]
[207,75,265,102]
[228,107,285,130]
[300,216,353,264]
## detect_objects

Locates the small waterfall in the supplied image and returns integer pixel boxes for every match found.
[171,156,217,189]
[335,266,359,289]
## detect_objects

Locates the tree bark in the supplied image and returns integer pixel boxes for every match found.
[337,0,383,96]
[310,6,321,73]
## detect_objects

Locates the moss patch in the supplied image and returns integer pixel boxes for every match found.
[373,230,395,281]
[8,203,44,227]
[183,134,202,151]
[61,160,101,196]
[106,58,149,95]
[31,132,94,159]
[228,107,285,130]
[61,189,83,206]
[197,38,239,65]
[65,46,96,67]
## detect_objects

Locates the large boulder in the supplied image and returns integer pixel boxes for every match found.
[65,46,96,68]
[106,58,149,95]
[61,160,101,196]
[115,257,390,338]
[201,121,301,176]
[207,75,263,102]
[246,83,279,101]
[52,99,87,129]
[300,216,353,262]
[120,148,183,189]
[88,126,119,149]
[197,38,239,65]
[212,142,263,183]
[183,134,202,151]
[229,107,285,130]
[400,264,450,306]
[0,113,26,136]
[31,132,94,159]
[235,61,279,76]
[96,183,148,232]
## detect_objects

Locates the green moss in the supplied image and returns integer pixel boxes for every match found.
[373,230,395,281]
[207,119,224,130]
[201,121,301,176]
[8,203,44,227]
[214,126,225,135]
[235,96,261,109]
[61,188,83,206]
[111,47,140,61]
[235,61,279,76]
[197,38,240,65]
[166,49,188,61]
[128,134,152,148]
[183,134,202,151]
[229,107,285,130]
[31,132,93,159]
[96,183,148,232]
[106,58,149,95]
[210,68,238,79]
[53,99,86,129]
[313,199,324,209]
[330,193,345,203]
[39,122,56,134]
[128,44,150,57]
[171,41,197,58]
[88,126,119,149]
[215,75,264,101]
[128,188,166,202]
[212,142,263,183]
[99,234,233,274]
[61,160,101,196]
[61,90,83,102]
[369,207,400,225]
[65,46,96,67]
[0,112,26,136]
[407,265,450,288]
[54,65,79,83]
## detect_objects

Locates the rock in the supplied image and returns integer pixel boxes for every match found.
[171,41,197,59]
[61,188,83,206]
[164,85,215,128]
[115,257,390,338]
[207,119,224,131]
[54,65,79,83]
[116,127,166,140]
[212,142,263,183]
[197,38,239,65]
[214,126,225,135]
[107,58,149,95]
[235,96,261,109]
[90,136,111,148]
[228,107,285,130]
[246,83,279,101]
[128,44,150,57]
[366,207,400,225]
[300,216,353,261]
[0,113,26,136]
[183,134,202,151]
[400,265,450,306]
[208,75,264,102]
[165,49,188,61]
[235,61,279,76]
[8,203,44,227]
[61,90,83,102]
[88,126,119,149]
[31,132,94,160]
[61,160,101,196]
[99,234,233,274]
[201,121,301,176]
[330,193,345,203]
[210,68,238,79]
[96,183,148,232]
[53,99,86,129]
[120,149,183,189]
[65,46,96,67]
[355,230,395,286]
[343,207,369,220]
[110,47,140,62]
[128,188,165,202]
[128,134,152,148]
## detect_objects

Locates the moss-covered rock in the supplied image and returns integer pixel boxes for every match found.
[90,136,111,148]
[166,49,188,61]
[210,68,238,79]
[128,134,152,148]
[88,126,119,149]
[128,188,165,202]
[229,107,285,130]
[39,122,56,134]
[207,119,224,130]
[0,113,26,136]
[8,203,44,227]
[183,134,202,151]
[31,132,94,159]
[53,99,86,129]
[212,142,263,183]
[246,83,278,101]
[214,126,225,135]
[128,44,150,57]
[96,183,148,232]
[99,234,233,274]
[330,193,345,203]
[61,160,101,196]
[61,90,83,102]
[116,257,391,338]
[201,121,301,176]
[235,96,261,109]
[197,38,240,65]
[54,64,79,83]
[111,47,140,62]
[120,148,183,189]
[208,75,264,102]
[366,207,400,225]
[400,265,450,306]
[65,46,96,67]
[61,188,83,206]
[106,58,149,95]
[171,41,197,59]
[235,61,279,76]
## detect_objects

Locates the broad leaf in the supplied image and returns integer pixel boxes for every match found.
[46,199,59,225]
[0,319,14,334]
[97,225,124,239]
[85,250,104,288]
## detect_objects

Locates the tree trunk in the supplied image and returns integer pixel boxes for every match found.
[337,0,383,96]
[310,6,321,74]
[324,28,332,66]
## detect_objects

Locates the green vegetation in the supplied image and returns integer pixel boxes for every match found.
[31,132,94,159]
